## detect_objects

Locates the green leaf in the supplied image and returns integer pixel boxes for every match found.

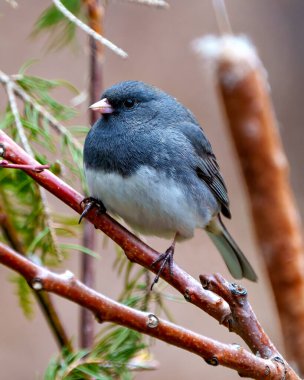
[10,275,34,319]
[27,227,50,254]
[59,243,100,258]
[19,58,41,75]
[76,366,110,380]
[32,0,83,51]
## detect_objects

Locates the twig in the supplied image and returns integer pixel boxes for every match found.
[120,0,169,8]
[52,0,128,58]
[6,82,32,154]
[0,160,50,172]
[0,130,290,363]
[0,241,297,379]
[200,274,278,359]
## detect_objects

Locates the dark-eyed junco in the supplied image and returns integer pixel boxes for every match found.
[82,80,257,287]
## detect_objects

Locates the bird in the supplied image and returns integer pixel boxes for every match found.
[82,80,257,288]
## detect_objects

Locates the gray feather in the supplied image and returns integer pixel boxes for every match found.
[207,217,257,281]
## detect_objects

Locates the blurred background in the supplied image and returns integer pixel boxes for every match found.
[0,0,304,378]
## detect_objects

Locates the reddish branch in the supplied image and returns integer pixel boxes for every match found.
[0,241,295,379]
[215,47,304,374]
[0,160,50,172]
[200,274,277,359]
[0,130,300,378]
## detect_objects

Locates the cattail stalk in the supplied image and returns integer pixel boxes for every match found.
[195,35,304,374]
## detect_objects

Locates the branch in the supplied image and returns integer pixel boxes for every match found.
[0,241,293,379]
[200,274,277,359]
[0,129,300,378]
[194,34,304,374]
[0,160,50,172]
[120,0,169,8]
[6,81,32,154]
[52,0,128,58]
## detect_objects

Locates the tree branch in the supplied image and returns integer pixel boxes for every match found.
[0,241,295,379]
[200,273,277,359]
[120,0,169,8]
[0,129,300,378]
[52,0,128,58]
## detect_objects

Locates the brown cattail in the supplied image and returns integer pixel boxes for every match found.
[195,35,304,374]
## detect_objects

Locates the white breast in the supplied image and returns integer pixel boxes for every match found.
[85,166,212,240]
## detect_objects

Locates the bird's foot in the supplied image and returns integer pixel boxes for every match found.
[150,244,175,290]
[79,197,106,224]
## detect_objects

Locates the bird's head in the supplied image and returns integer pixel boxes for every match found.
[90,81,168,126]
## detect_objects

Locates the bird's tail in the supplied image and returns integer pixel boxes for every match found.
[206,216,257,281]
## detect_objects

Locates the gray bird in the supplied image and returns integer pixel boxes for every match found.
[82,80,257,287]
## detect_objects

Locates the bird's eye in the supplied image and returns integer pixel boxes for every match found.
[123,99,136,108]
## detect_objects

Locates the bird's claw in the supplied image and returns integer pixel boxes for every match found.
[79,197,106,224]
[150,245,175,290]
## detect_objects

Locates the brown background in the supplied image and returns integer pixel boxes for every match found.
[0,0,304,379]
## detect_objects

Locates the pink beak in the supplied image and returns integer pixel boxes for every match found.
[89,98,114,114]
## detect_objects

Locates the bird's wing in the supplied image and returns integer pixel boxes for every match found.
[178,122,231,219]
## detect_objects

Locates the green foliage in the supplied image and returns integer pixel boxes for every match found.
[0,164,60,263]
[0,70,91,312]
[10,275,34,319]
[44,327,146,380]
[32,0,83,50]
